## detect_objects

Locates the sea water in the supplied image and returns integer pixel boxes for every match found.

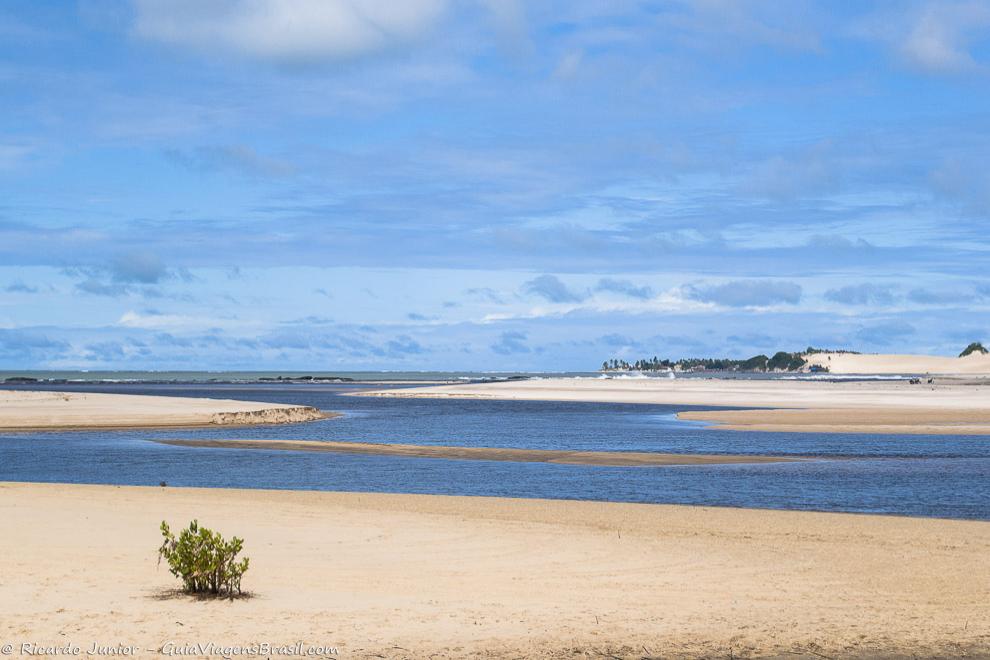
[0,382,987,520]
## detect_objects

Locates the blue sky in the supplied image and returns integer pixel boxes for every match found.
[2,0,990,370]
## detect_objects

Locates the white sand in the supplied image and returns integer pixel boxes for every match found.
[1,483,987,658]
[363,377,990,434]
[804,351,990,374]
[0,390,326,430]
[363,376,988,409]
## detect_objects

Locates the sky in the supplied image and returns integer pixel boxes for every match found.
[2,0,990,371]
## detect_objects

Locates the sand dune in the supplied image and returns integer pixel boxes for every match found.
[804,351,990,374]
[154,438,803,466]
[0,482,986,658]
[364,377,990,434]
[0,390,327,430]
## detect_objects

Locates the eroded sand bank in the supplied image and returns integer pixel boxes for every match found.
[364,377,990,434]
[0,390,327,430]
[155,438,803,466]
[0,482,987,658]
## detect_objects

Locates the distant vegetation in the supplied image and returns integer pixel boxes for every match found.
[960,342,988,357]
[599,347,861,373]
[602,350,814,373]
[803,346,860,355]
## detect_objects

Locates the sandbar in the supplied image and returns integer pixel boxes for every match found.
[154,438,802,466]
[0,482,986,658]
[364,377,990,434]
[0,390,328,431]
[677,406,990,434]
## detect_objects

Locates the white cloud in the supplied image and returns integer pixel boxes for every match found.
[901,3,990,73]
[117,310,257,331]
[479,287,711,323]
[854,1,990,74]
[132,0,449,63]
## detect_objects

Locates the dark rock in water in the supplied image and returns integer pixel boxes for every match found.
[4,376,39,383]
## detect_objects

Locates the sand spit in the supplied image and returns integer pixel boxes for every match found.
[154,438,803,466]
[1,482,987,658]
[364,377,990,435]
[0,390,328,431]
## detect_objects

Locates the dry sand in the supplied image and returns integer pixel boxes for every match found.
[0,482,987,659]
[0,390,327,431]
[804,351,990,375]
[154,438,803,466]
[365,377,990,434]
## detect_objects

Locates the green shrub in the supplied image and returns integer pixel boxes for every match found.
[158,520,250,597]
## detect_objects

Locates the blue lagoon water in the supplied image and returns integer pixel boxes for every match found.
[1,383,988,520]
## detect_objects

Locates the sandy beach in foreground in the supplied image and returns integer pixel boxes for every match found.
[0,390,326,430]
[365,377,990,434]
[0,482,987,659]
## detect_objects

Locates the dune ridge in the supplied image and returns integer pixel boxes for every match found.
[803,351,990,374]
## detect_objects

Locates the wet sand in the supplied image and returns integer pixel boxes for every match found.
[155,438,804,466]
[678,406,990,434]
[1,482,987,659]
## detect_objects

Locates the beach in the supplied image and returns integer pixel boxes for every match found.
[0,390,326,430]
[1,384,988,657]
[1,482,987,659]
[365,377,990,434]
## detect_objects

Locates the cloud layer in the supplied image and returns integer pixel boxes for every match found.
[685,280,803,308]
[0,2,989,369]
[132,0,448,63]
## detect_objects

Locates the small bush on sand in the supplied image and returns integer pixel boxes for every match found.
[158,520,250,597]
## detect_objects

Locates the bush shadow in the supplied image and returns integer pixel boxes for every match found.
[147,587,256,602]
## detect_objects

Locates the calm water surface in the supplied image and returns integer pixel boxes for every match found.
[1,383,988,520]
